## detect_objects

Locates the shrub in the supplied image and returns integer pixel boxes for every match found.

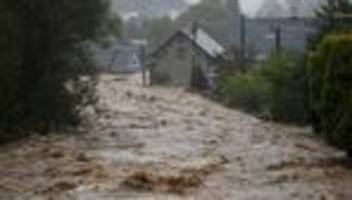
[262,53,309,124]
[217,72,270,114]
[309,33,352,156]
[215,52,309,124]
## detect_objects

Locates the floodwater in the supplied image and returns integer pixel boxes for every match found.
[1,74,352,200]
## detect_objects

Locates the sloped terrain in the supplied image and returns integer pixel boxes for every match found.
[111,0,188,18]
[1,74,352,200]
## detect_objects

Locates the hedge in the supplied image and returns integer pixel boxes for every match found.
[309,33,352,156]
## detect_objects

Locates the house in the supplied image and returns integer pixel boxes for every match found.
[244,17,317,60]
[212,17,317,59]
[151,27,226,86]
[93,43,141,73]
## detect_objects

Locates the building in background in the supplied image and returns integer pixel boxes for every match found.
[151,27,225,86]
[245,17,317,61]
[228,0,317,61]
[93,42,141,73]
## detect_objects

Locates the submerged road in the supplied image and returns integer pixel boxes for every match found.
[1,74,351,200]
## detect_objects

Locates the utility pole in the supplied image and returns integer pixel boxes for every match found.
[228,0,242,70]
[140,44,147,86]
[141,0,149,86]
[191,22,198,89]
[229,0,241,44]
[239,14,246,72]
[274,26,282,54]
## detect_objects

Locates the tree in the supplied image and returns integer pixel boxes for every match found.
[308,0,352,134]
[0,0,116,139]
[0,3,21,139]
[309,0,352,48]
[316,0,352,29]
[144,16,175,49]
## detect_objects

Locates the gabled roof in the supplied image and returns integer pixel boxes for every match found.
[153,27,225,59]
[181,28,226,58]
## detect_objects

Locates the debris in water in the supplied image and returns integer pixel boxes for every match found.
[121,170,203,194]
[76,152,90,163]
[121,157,225,194]
[40,179,77,194]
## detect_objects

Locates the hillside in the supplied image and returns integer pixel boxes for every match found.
[257,0,323,17]
[111,0,189,19]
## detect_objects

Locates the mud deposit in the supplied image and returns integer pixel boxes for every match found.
[1,74,352,200]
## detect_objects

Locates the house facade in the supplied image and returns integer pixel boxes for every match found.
[151,27,225,86]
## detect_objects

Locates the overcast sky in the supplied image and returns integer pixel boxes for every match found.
[240,0,264,16]
[185,0,264,16]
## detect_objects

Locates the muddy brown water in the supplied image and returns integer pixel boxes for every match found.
[1,74,352,200]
